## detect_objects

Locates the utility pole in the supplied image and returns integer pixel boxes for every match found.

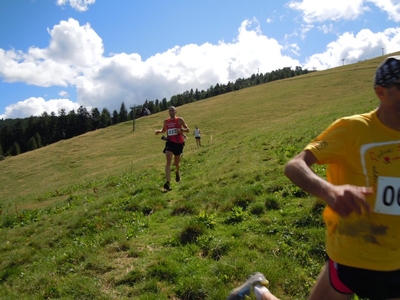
[130,105,136,132]
[381,48,385,56]
[342,59,345,66]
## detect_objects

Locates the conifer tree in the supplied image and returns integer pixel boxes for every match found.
[28,136,38,151]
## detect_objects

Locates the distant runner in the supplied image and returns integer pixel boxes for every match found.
[193,126,202,147]
[155,106,189,191]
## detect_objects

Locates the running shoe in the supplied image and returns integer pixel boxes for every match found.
[164,181,171,191]
[175,172,180,182]
[226,272,269,300]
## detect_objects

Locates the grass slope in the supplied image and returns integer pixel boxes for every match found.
[0,54,393,299]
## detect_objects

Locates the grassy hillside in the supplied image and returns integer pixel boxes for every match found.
[0,53,393,299]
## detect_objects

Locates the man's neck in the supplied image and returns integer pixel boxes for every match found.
[377,108,400,131]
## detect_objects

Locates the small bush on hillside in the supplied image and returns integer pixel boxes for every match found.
[281,185,308,198]
[249,202,265,215]
[1,214,16,228]
[141,197,167,214]
[266,185,284,193]
[232,196,253,209]
[312,199,325,213]
[225,206,248,224]
[210,241,230,261]
[171,202,196,216]
[196,210,217,229]
[265,196,280,210]
[0,263,20,284]
[295,213,324,228]
[175,277,208,300]
[179,221,206,244]
[147,259,180,283]
[119,197,140,212]
[140,205,153,215]
[197,234,230,260]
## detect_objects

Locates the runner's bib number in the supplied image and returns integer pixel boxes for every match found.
[167,128,178,136]
[374,176,400,215]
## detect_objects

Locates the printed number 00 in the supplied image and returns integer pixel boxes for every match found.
[382,186,400,206]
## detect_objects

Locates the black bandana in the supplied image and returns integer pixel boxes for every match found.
[374,56,400,87]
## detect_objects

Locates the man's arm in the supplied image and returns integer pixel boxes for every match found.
[179,117,189,133]
[284,150,371,217]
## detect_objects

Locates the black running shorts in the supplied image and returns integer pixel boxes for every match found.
[165,141,184,156]
[329,257,400,299]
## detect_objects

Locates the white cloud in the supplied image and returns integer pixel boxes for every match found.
[0,18,102,87]
[287,0,400,24]
[0,97,80,119]
[370,0,400,22]
[77,19,301,110]
[303,27,400,70]
[59,90,69,97]
[46,18,104,67]
[0,18,302,118]
[281,0,400,70]
[318,24,335,34]
[56,0,96,12]
[287,0,368,23]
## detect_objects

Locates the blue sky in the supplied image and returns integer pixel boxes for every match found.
[1,0,400,119]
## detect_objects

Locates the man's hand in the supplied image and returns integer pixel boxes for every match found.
[325,185,373,217]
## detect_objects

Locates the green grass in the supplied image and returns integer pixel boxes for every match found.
[0,53,394,299]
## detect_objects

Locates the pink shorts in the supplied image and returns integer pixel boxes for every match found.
[329,259,352,294]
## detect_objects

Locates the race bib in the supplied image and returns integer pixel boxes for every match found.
[167,128,178,136]
[374,176,400,215]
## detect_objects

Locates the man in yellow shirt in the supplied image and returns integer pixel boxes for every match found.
[227,56,400,300]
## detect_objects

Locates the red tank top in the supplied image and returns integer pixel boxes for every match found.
[166,117,184,143]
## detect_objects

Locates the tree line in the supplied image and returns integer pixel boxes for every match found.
[0,66,312,158]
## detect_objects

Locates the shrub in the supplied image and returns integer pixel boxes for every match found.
[147,259,179,283]
[225,206,247,224]
[171,202,196,216]
[265,196,280,210]
[179,221,206,244]
[249,202,265,215]
[196,211,217,229]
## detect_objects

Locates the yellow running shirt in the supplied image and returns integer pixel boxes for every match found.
[305,110,400,271]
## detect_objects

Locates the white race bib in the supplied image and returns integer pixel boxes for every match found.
[167,128,178,136]
[374,176,400,215]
